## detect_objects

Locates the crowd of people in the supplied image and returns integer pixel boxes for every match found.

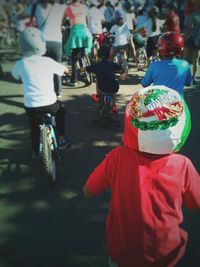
[1,0,200,81]
[1,0,200,267]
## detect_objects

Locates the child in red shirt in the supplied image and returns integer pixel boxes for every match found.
[83,85,200,267]
[163,3,180,33]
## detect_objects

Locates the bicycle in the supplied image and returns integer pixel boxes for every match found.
[39,113,60,183]
[76,52,93,86]
[104,33,129,75]
[92,92,120,129]
[133,31,148,71]
[114,48,129,75]
[90,34,100,63]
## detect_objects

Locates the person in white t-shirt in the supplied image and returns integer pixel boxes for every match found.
[109,10,134,61]
[88,0,104,35]
[11,27,70,159]
[143,5,164,62]
[35,0,66,97]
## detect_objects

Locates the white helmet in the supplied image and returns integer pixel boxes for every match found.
[19,27,46,57]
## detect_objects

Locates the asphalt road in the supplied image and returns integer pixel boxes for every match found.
[0,47,200,267]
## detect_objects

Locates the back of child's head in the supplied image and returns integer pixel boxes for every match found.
[113,10,124,25]
[158,32,184,58]
[98,45,110,60]
[19,27,46,57]
[123,86,191,154]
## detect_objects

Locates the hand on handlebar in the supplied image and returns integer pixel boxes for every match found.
[120,73,127,80]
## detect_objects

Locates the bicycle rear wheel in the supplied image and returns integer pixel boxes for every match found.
[100,96,112,128]
[136,47,147,70]
[40,125,57,182]
[81,55,93,85]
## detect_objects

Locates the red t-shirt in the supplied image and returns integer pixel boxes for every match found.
[165,11,180,33]
[86,147,200,267]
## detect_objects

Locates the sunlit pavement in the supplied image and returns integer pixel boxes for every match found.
[0,47,200,267]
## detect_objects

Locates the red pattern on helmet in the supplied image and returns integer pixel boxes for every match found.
[158,32,184,57]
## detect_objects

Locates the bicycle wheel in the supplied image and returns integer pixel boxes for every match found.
[100,96,112,128]
[122,56,128,75]
[136,47,147,70]
[40,125,57,182]
[81,55,93,85]
[116,53,128,75]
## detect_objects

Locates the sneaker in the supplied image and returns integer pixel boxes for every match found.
[67,81,78,87]
[57,93,62,99]
[58,138,72,149]
[111,105,118,114]
[32,151,39,160]
[91,94,100,103]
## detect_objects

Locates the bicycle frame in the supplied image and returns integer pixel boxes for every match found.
[39,114,59,182]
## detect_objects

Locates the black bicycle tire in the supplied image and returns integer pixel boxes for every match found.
[40,126,56,182]
[101,101,111,128]
[136,47,147,70]
[82,55,93,85]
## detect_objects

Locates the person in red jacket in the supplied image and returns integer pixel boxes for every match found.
[83,85,200,267]
[163,3,180,33]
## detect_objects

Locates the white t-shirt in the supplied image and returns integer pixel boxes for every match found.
[110,23,132,46]
[88,6,104,34]
[12,55,65,108]
[125,13,135,31]
[35,3,66,42]
[65,3,89,26]
[88,7,104,34]
[143,18,164,37]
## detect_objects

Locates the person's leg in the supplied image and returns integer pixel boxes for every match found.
[128,38,136,61]
[42,101,71,148]
[70,48,80,84]
[192,49,199,81]
[42,101,66,138]
[146,36,155,66]
[45,41,63,95]
[111,93,118,113]
[24,107,43,155]
[109,47,118,61]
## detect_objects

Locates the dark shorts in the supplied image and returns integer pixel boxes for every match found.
[113,44,128,52]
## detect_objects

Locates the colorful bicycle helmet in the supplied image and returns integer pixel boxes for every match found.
[158,32,184,57]
[123,85,191,154]
[19,27,46,57]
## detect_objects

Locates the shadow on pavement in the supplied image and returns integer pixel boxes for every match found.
[0,93,124,267]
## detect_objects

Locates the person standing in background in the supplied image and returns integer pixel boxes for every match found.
[162,2,180,33]
[35,0,66,97]
[62,0,92,86]
[104,1,114,31]
[183,1,200,84]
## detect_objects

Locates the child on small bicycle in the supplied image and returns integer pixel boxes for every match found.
[109,10,135,64]
[81,45,125,113]
[12,27,70,159]
[141,31,193,96]
[83,85,200,267]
